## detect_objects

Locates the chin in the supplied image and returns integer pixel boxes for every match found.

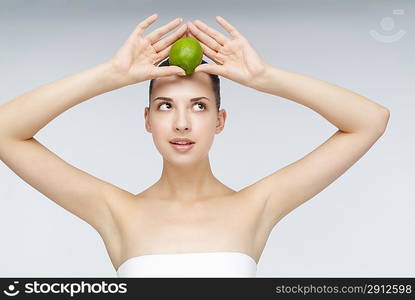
[163,149,206,165]
[165,156,200,167]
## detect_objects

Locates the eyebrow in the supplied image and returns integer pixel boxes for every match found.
[151,96,210,103]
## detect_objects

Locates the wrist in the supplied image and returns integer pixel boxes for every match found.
[101,61,133,89]
[251,64,284,95]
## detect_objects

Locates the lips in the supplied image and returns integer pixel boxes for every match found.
[169,137,195,145]
[170,141,195,152]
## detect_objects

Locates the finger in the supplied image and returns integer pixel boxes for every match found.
[130,14,159,39]
[153,23,187,53]
[185,30,222,64]
[151,66,186,79]
[185,25,192,38]
[155,44,172,65]
[215,16,241,39]
[193,19,228,46]
[146,17,183,44]
[187,21,221,52]
[200,41,224,65]
[186,30,197,40]
[184,26,191,37]
[194,63,225,76]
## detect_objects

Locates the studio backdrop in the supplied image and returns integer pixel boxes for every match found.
[0,0,413,277]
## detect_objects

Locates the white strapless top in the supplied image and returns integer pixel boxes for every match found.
[116,251,257,277]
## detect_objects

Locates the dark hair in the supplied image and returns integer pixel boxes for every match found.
[149,58,221,111]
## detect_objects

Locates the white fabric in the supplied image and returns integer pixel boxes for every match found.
[116,251,257,277]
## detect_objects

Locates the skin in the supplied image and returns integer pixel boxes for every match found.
[143,72,231,203]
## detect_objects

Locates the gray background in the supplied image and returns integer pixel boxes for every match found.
[0,0,413,277]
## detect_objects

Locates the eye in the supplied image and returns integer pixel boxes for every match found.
[157,102,207,111]
[158,102,171,110]
[193,102,207,111]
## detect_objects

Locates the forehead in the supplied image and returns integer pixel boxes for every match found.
[151,72,213,98]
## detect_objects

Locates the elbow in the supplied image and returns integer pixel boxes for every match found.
[375,107,390,135]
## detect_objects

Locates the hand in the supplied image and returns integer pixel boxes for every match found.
[186,16,270,89]
[108,14,188,85]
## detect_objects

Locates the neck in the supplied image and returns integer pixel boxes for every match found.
[155,155,220,202]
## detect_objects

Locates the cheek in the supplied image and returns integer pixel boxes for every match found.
[149,114,171,132]
[149,119,170,148]
[151,121,169,134]
[192,117,217,145]
[193,115,215,130]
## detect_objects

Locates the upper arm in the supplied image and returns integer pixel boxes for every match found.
[239,115,388,229]
[0,137,131,236]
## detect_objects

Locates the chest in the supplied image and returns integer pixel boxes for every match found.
[118,195,262,254]
[104,193,273,270]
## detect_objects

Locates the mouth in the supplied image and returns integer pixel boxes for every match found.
[169,141,195,145]
[169,137,195,145]
[169,141,195,152]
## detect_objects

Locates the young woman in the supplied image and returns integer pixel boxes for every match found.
[0,14,390,277]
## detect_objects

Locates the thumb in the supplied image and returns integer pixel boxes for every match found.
[194,63,223,76]
[153,66,186,78]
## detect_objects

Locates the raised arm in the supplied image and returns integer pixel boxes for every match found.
[0,62,128,232]
[187,16,390,229]
[0,14,188,238]
[244,65,389,226]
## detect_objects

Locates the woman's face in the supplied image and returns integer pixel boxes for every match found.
[145,72,226,166]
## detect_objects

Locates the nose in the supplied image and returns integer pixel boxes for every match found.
[175,125,189,132]
[174,111,191,132]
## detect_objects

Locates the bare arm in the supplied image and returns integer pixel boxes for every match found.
[245,65,389,225]
[252,66,389,134]
[0,15,187,240]
[0,62,132,246]
[0,63,126,141]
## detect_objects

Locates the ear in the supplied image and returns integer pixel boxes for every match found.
[215,109,227,134]
[144,107,152,133]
